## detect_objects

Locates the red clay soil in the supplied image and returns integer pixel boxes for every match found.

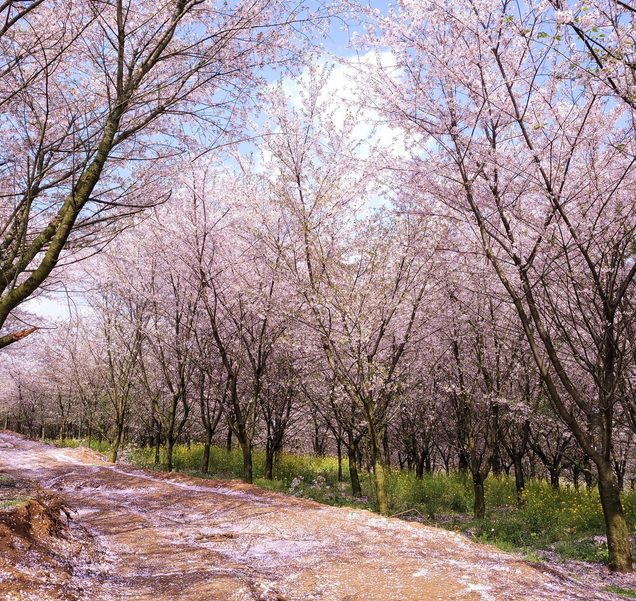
[0,431,627,600]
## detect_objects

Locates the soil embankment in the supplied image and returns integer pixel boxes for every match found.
[0,432,625,600]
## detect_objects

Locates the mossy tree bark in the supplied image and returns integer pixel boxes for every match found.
[599,464,633,572]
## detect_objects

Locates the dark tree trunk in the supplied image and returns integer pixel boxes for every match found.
[241,439,253,484]
[154,418,161,464]
[154,436,161,465]
[416,454,424,478]
[549,467,560,489]
[458,451,469,473]
[513,453,525,506]
[265,449,274,480]
[613,458,626,492]
[583,455,594,488]
[164,439,174,473]
[398,452,405,470]
[473,471,486,519]
[573,462,580,491]
[347,432,362,497]
[202,427,212,474]
[382,427,391,470]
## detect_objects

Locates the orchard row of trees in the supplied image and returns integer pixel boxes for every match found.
[2,0,636,572]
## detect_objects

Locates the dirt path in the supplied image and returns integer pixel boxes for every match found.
[0,432,624,601]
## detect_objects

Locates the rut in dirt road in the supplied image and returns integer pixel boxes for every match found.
[0,432,622,601]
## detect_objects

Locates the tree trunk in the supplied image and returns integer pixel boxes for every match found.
[265,448,274,480]
[264,454,274,480]
[372,450,389,515]
[549,467,560,489]
[226,426,232,452]
[202,427,212,474]
[513,453,525,506]
[416,451,425,478]
[614,459,626,492]
[617,469,625,493]
[347,432,362,497]
[265,431,276,480]
[491,404,502,476]
[473,471,486,519]
[109,421,123,463]
[336,437,343,482]
[367,407,389,516]
[164,437,174,472]
[154,417,161,463]
[573,463,580,491]
[458,451,469,473]
[241,439,253,484]
[598,465,633,572]
[583,455,594,488]
[163,394,179,472]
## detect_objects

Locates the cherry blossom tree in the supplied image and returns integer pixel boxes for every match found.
[259,349,299,480]
[263,71,442,515]
[365,0,636,570]
[83,279,147,463]
[548,0,636,109]
[174,161,291,484]
[0,0,335,349]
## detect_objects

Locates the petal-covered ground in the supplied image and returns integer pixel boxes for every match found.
[0,432,624,600]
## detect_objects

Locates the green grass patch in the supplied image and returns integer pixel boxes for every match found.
[552,538,608,563]
[53,438,110,453]
[0,497,29,509]
[604,586,636,598]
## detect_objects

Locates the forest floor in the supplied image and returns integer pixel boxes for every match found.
[0,431,632,601]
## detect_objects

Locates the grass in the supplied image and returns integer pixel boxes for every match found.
[52,438,110,453]
[0,497,29,509]
[0,474,31,509]
[53,439,636,566]
[604,586,636,598]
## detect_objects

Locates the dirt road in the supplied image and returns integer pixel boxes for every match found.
[0,432,623,600]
